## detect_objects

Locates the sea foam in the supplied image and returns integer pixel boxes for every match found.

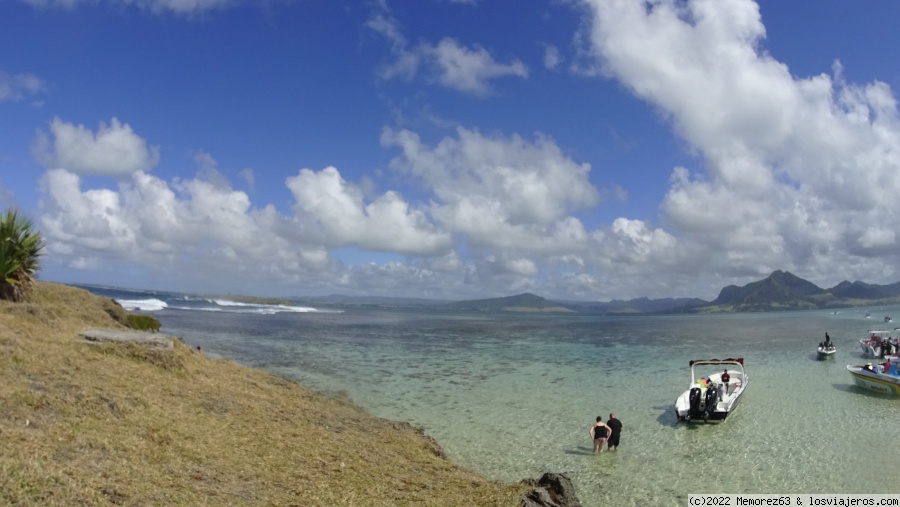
[211,299,318,313]
[116,298,168,311]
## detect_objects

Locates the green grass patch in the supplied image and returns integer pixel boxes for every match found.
[126,314,161,332]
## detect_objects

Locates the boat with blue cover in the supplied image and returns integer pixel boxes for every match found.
[847,360,900,395]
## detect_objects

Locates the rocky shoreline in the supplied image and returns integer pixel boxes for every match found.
[520,473,582,507]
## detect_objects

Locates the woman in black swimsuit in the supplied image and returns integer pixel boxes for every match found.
[589,416,611,454]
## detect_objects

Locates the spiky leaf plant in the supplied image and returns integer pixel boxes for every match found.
[0,209,46,302]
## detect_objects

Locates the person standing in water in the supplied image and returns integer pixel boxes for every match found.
[606,413,623,451]
[589,416,612,454]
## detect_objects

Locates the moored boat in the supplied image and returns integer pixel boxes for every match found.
[817,345,836,358]
[847,361,900,395]
[860,330,898,358]
[674,358,747,422]
[818,333,835,358]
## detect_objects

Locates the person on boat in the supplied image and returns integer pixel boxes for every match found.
[720,369,730,393]
[589,416,612,454]
[824,333,833,348]
[606,413,623,451]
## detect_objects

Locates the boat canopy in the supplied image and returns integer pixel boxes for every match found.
[689,358,743,366]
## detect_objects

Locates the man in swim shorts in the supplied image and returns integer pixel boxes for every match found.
[606,413,623,450]
[589,416,612,454]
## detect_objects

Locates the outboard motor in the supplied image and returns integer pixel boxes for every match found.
[688,387,702,415]
[703,385,719,421]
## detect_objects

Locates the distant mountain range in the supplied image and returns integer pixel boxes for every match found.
[306,270,900,314]
[695,270,900,313]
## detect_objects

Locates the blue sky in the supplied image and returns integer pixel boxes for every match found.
[3,0,900,301]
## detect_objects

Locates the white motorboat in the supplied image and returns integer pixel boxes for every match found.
[674,358,748,422]
[817,345,836,358]
[860,330,897,358]
[847,361,900,395]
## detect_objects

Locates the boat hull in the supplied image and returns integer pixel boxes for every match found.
[860,342,881,358]
[817,347,836,359]
[674,377,747,422]
[847,365,900,395]
[674,388,745,421]
[674,359,748,423]
[859,330,898,358]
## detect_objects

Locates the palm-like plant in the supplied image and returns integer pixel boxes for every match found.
[0,209,46,302]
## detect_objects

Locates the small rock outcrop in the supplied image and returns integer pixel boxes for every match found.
[520,472,582,507]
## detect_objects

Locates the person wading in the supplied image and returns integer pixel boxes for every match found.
[606,413,623,451]
[589,416,612,454]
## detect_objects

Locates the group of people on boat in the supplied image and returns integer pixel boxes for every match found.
[882,339,899,357]
[818,332,835,351]
[687,369,733,406]
[695,369,730,388]
[862,358,900,376]
[861,332,900,358]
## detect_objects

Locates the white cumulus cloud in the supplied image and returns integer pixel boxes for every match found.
[382,126,599,254]
[33,118,160,177]
[284,166,452,255]
[369,4,528,96]
[579,0,900,287]
[427,38,529,96]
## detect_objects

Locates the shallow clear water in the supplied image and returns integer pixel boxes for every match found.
[130,296,900,505]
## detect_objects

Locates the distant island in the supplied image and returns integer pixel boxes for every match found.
[218,294,297,306]
[496,271,900,314]
[307,270,900,315]
[444,293,575,313]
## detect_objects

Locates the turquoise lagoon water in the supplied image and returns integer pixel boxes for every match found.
[95,287,900,506]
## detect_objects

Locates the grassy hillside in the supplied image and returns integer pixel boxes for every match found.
[0,282,529,506]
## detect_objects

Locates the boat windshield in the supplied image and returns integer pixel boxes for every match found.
[689,359,745,383]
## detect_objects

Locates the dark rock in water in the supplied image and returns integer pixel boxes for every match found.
[520,472,582,507]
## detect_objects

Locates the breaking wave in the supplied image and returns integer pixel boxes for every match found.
[78,284,337,315]
[117,298,169,311]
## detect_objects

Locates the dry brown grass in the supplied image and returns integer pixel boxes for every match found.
[0,282,530,506]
